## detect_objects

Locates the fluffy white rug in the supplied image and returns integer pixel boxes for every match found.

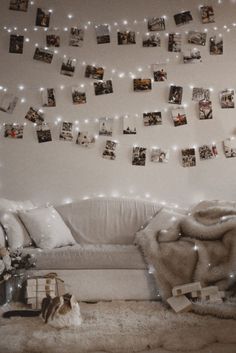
[0,301,236,353]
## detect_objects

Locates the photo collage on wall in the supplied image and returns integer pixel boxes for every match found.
[133,79,152,92]
[148,17,165,31]
[85,65,104,80]
[69,27,84,47]
[143,33,161,47]
[172,108,187,127]
[33,47,53,64]
[143,112,162,126]
[187,31,207,46]
[95,24,110,44]
[4,123,24,139]
[60,58,76,77]
[223,138,236,158]
[168,33,181,52]
[153,64,167,82]
[182,148,196,167]
[9,0,29,12]
[199,144,218,160]
[210,36,223,55]
[76,131,95,147]
[220,89,234,108]
[200,5,215,23]
[72,87,86,104]
[151,148,169,163]
[123,116,137,134]
[46,33,60,47]
[94,80,113,95]
[183,48,202,64]
[35,8,51,27]
[102,140,117,160]
[169,86,183,104]
[99,117,113,136]
[0,93,18,114]
[9,35,24,54]
[42,88,56,107]
[59,122,73,141]
[25,107,44,123]
[36,123,52,143]
[117,31,136,45]
[132,147,146,166]
[174,11,193,26]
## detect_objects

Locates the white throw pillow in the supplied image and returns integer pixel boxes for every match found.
[19,206,76,250]
[135,208,186,243]
[0,198,34,250]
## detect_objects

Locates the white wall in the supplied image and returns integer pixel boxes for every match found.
[0,0,236,207]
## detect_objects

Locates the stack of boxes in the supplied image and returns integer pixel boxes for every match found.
[167,282,225,313]
[25,277,56,309]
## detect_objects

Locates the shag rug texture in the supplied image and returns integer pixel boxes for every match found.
[1,301,236,353]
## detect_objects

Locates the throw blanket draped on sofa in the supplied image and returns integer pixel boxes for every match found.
[136,206,236,318]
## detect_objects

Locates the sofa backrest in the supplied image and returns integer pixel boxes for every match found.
[56,198,162,245]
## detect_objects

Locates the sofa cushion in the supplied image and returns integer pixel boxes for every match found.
[56,198,161,245]
[22,244,146,270]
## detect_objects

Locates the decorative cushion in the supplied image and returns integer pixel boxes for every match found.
[0,224,6,247]
[0,198,34,250]
[19,206,76,250]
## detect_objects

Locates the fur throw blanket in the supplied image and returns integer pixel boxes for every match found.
[135,206,236,318]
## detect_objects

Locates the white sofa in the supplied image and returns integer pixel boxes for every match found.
[23,198,162,301]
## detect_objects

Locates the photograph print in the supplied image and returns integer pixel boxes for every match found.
[172,107,187,126]
[9,0,28,11]
[168,85,183,104]
[123,115,137,134]
[223,138,236,158]
[102,140,117,160]
[201,6,215,24]
[153,64,167,82]
[188,31,207,46]
[46,34,60,47]
[94,80,113,96]
[95,24,110,44]
[9,35,24,54]
[132,147,146,166]
[168,33,181,52]
[151,148,169,163]
[35,8,51,27]
[72,86,86,104]
[117,31,136,45]
[174,11,193,26]
[99,117,113,136]
[143,111,162,126]
[69,27,84,47]
[183,49,202,64]
[199,100,213,119]
[220,89,234,108]
[181,148,196,167]
[25,106,44,123]
[60,58,76,77]
[76,131,95,147]
[59,122,73,141]
[192,87,210,101]
[143,34,161,47]
[133,79,152,92]
[85,65,104,80]
[210,36,223,55]
[4,123,23,139]
[42,88,56,107]
[0,93,18,114]
[36,123,52,143]
[33,47,53,64]
[199,144,218,160]
[148,17,165,31]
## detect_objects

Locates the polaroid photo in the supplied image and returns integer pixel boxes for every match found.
[134,79,152,92]
[0,93,18,114]
[132,147,146,166]
[36,123,52,143]
[94,80,113,96]
[59,122,73,141]
[25,107,44,123]
[102,140,117,160]
[168,85,183,104]
[210,36,223,55]
[192,87,210,101]
[69,27,84,47]
[201,6,215,24]
[143,112,162,126]
[9,0,28,11]
[148,17,165,31]
[123,115,137,134]
[183,49,202,64]
[72,87,86,104]
[182,148,196,167]
[223,138,236,158]
[174,11,193,26]
[143,34,161,47]
[199,144,218,160]
[4,123,23,139]
[199,100,213,119]
[151,148,169,163]
[42,88,56,107]
[220,89,234,109]
[168,33,181,52]
[35,8,51,27]
[85,65,104,80]
[99,117,113,136]
[188,31,206,46]
[60,58,76,77]
[117,31,136,45]
[9,35,24,54]
[76,131,95,147]
[46,34,60,47]
[95,24,110,44]
[153,64,167,82]
[172,107,187,126]
[33,47,53,64]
